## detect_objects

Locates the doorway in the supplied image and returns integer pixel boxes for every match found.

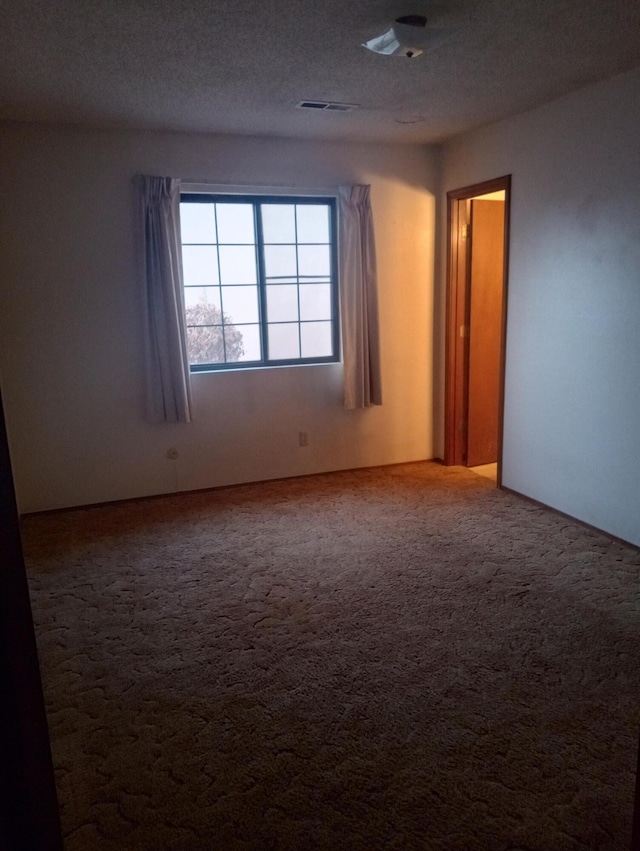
[444,176,511,485]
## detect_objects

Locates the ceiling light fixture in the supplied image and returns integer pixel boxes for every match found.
[362,14,456,59]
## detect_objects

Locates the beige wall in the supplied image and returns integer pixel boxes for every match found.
[4,68,638,540]
[0,125,437,511]
[440,67,640,546]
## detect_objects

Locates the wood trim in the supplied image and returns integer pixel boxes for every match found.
[444,196,471,465]
[444,194,457,465]
[495,176,511,487]
[447,175,511,201]
[444,175,511,481]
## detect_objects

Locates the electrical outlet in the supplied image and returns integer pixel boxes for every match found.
[298,431,309,447]
[166,447,179,460]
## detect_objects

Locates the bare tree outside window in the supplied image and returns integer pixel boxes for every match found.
[185,300,245,364]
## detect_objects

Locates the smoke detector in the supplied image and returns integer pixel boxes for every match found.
[362,14,456,59]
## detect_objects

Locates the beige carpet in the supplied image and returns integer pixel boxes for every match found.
[22,462,640,850]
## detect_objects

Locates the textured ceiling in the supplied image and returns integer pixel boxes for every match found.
[1,0,639,144]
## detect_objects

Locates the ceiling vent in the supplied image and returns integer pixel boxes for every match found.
[296,101,359,112]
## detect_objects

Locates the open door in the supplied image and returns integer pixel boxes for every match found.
[467,198,505,467]
[444,176,511,483]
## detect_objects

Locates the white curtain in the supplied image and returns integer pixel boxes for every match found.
[136,176,193,423]
[338,185,382,409]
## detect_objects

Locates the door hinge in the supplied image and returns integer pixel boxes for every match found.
[461,223,470,239]
[459,325,469,338]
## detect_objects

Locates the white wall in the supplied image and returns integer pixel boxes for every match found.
[440,68,640,546]
[0,125,437,512]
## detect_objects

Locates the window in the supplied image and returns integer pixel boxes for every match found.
[179,194,339,371]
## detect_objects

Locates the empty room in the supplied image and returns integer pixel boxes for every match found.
[1,1,640,849]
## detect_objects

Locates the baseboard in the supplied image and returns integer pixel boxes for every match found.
[21,458,437,518]
[500,485,639,552]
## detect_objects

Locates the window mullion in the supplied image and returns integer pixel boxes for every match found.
[254,203,269,365]
[294,205,302,359]
[213,202,227,364]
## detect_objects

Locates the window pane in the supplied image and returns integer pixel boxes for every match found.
[266,285,298,322]
[221,285,259,324]
[218,245,257,285]
[268,323,300,360]
[299,284,331,321]
[180,203,216,244]
[262,204,295,243]
[187,325,225,365]
[182,246,219,286]
[215,203,255,244]
[184,286,221,310]
[297,244,330,277]
[264,245,297,278]
[296,205,330,243]
[184,291,222,337]
[228,324,261,362]
[301,321,333,358]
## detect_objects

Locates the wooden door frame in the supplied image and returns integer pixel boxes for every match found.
[444,175,511,484]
